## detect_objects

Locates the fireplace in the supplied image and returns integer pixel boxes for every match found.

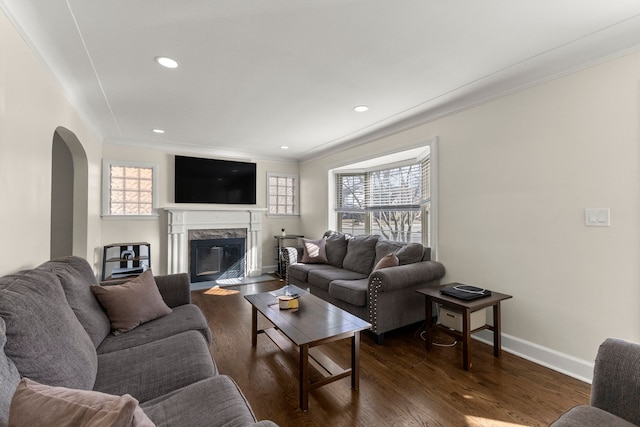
[190,238,245,282]
[165,207,265,278]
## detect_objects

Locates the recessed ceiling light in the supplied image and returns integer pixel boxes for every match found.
[152,129,165,134]
[154,56,179,69]
[354,105,369,112]
[280,145,289,150]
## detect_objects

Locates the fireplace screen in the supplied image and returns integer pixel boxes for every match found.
[190,238,245,282]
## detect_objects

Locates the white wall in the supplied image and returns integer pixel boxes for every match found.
[101,144,301,275]
[300,51,640,376]
[0,10,103,275]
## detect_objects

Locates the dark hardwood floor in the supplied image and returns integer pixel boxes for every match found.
[191,279,589,427]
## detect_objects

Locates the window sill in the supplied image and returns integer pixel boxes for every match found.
[266,213,300,218]
[101,214,160,220]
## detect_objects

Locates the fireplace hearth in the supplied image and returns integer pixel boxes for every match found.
[190,238,245,282]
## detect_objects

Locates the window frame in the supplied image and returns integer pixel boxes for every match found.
[266,171,300,217]
[330,138,438,258]
[101,159,159,219]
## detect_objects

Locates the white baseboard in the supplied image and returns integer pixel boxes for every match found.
[473,330,594,384]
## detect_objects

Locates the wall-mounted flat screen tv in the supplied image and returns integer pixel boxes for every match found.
[174,155,256,204]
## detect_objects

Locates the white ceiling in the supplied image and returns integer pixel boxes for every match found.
[3,1,640,162]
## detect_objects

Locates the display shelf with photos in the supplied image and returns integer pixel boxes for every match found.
[102,242,151,281]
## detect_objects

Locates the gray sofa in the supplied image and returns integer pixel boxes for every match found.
[283,231,445,344]
[550,338,640,426]
[0,256,277,427]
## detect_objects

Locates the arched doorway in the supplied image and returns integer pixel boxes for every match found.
[50,127,88,259]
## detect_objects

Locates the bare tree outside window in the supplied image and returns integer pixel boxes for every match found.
[336,174,366,235]
[370,165,422,242]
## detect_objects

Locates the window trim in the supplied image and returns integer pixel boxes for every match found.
[424,139,438,259]
[266,171,300,217]
[101,159,159,219]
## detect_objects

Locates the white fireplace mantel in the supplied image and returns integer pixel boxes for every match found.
[164,207,266,277]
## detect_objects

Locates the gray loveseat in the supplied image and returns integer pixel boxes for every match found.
[283,231,445,344]
[550,338,640,427]
[0,256,277,426]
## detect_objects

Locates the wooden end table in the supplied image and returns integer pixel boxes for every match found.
[245,285,371,411]
[416,284,512,370]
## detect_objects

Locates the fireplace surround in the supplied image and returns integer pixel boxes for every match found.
[165,207,265,278]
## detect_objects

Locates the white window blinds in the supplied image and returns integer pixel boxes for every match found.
[336,157,430,213]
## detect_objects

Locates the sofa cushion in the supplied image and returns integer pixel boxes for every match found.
[550,405,637,427]
[308,268,367,292]
[97,305,211,354]
[396,243,425,265]
[329,279,369,307]
[9,378,155,427]
[0,318,20,426]
[141,376,260,427]
[375,241,424,265]
[91,270,172,335]
[288,263,336,283]
[342,235,379,275]
[40,256,111,348]
[421,247,432,261]
[374,240,403,264]
[0,268,97,390]
[94,331,217,403]
[324,232,349,268]
[300,238,328,264]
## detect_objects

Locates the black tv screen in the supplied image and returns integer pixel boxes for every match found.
[174,156,256,204]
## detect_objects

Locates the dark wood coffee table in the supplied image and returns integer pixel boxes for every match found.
[245,285,371,411]
[416,284,512,371]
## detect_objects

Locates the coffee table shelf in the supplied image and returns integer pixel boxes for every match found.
[262,327,353,388]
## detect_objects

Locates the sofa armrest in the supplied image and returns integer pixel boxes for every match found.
[282,246,302,264]
[590,338,640,425]
[153,273,191,307]
[368,260,445,292]
[282,246,302,283]
[102,273,191,307]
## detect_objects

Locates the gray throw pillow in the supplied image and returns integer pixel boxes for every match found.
[0,317,20,426]
[0,268,98,390]
[342,235,379,275]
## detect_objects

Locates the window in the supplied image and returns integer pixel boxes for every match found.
[333,142,436,250]
[102,160,158,217]
[267,172,299,216]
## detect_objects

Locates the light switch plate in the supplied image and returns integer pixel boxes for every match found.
[585,208,610,227]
